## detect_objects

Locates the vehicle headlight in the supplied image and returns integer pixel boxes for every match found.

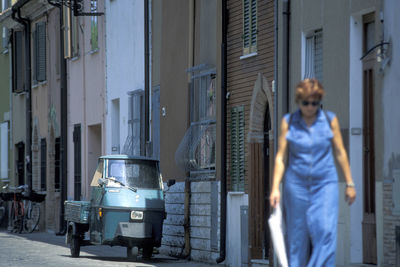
[130,210,143,220]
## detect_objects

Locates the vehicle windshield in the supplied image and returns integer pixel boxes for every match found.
[106,159,161,189]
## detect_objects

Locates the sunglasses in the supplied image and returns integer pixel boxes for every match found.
[301,100,320,107]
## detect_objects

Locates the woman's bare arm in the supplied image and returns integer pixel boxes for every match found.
[269,117,289,208]
[331,116,356,205]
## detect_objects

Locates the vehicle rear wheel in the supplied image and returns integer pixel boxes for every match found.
[142,246,153,259]
[70,234,81,258]
[24,202,40,233]
[127,246,138,261]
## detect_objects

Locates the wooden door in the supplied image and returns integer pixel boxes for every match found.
[361,13,377,264]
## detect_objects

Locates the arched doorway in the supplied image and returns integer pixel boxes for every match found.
[248,73,274,261]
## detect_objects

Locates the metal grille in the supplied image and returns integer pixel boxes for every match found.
[175,64,216,176]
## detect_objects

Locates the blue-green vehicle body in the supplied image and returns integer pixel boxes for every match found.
[65,155,165,254]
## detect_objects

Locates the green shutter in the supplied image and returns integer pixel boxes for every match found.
[243,0,257,55]
[13,31,24,93]
[36,22,46,82]
[231,106,245,191]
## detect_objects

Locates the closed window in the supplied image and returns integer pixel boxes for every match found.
[304,29,323,82]
[33,22,47,83]
[0,122,8,180]
[243,0,257,55]
[12,31,25,93]
[40,138,47,191]
[230,106,245,191]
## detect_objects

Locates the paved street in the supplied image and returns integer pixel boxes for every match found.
[0,230,221,267]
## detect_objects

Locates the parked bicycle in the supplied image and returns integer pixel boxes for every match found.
[0,185,46,233]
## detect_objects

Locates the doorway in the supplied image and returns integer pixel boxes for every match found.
[361,12,377,264]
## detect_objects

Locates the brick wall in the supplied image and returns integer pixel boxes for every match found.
[383,180,400,266]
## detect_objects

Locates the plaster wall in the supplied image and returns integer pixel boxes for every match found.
[105,0,144,156]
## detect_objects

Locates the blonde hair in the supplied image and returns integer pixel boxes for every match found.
[295,78,325,103]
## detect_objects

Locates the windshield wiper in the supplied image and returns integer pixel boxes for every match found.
[103,177,137,192]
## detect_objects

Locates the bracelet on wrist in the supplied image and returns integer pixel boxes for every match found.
[346,182,355,188]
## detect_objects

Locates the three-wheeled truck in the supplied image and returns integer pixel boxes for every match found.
[65,155,171,260]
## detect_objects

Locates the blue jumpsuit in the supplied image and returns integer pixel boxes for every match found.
[283,109,338,267]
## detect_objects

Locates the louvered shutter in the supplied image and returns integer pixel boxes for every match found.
[13,31,24,93]
[231,106,245,192]
[250,0,257,53]
[36,22,46,82]
[243,0,250,54]
[243,0,257,55]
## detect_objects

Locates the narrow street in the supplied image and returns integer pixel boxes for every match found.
[0,231,220,267]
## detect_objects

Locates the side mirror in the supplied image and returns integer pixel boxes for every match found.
[167,179,176,187]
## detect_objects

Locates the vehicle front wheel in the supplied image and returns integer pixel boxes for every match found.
[142,246,153,259]
[127,246,138,261]
[70,235,81,258]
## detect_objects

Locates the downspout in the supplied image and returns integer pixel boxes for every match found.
[11,1,32,192]
[144,0,150,157]
[47,0,67,235]
[282,0,290,114]
[216,0,227,263]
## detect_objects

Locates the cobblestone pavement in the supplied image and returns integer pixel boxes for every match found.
[0,230,221,267]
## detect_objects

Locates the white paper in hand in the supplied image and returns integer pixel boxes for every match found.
[268,204,288,267]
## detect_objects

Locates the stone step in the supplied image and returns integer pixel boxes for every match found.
[250,259,269,267]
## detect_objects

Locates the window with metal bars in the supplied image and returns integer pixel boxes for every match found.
[125,90,145,156]
[243,0,257,55]
[231,106,245,191]
[304,29,323,82]
[40,138,47,191]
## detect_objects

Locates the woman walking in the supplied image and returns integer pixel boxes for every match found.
[269,78,356,266]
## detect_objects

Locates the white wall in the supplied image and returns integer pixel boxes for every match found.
[105,0,145,155]
[349,14,364,263]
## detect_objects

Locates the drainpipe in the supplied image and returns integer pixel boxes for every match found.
[47,0,68,235]
[144,0,150,157]
[11,0,32,192]
[216,0,227,263]
[282,0,290,114]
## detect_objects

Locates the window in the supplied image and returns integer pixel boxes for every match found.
[12,31,25,93]
[40,138,46,191]
[54,137,60,191]
[0,122,8,180]
[2,27,9,53]
[73,124,81,200]
[124,90,144,156]
[71,14,79,57]
[231,106,245,191]
[304,29,323,81]
[33,22,47,83]
[243,0,257,55]
[175,64,216,177]
[90,0,98,51]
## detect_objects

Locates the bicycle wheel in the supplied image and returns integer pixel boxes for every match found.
[24,201,40,233]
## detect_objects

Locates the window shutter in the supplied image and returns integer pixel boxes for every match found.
[32,30,37,84]
[40,138,47,191]
[231,106,245,192]
[250,0,257,52]
[36,22,46,82]
[243,0,250,54]
[13,31,24,93]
